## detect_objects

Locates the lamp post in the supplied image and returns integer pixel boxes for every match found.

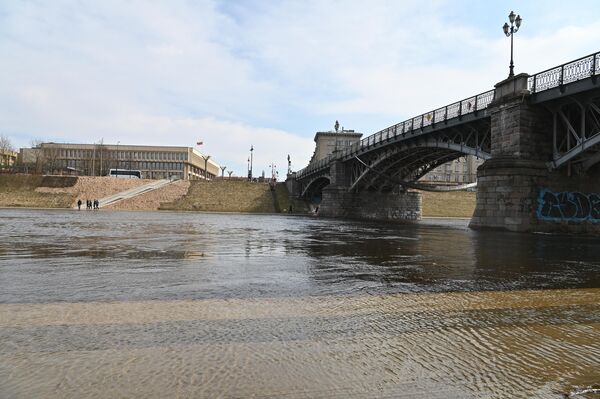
[220,165,226,178]
[247,157,250,180]
[116,141,120,174]
[503,11,522,78]
[269,163,276,181]
[249,145,254,180]
[201,155,211,180]
[92,143,96,176]
[99,138,103,176]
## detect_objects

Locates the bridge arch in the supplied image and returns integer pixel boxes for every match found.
[301,175,331,201]
[349,140,490,191]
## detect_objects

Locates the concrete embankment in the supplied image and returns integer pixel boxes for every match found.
[105,180,190,211]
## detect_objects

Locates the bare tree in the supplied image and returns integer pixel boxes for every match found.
[42,145,62,174]
[0,134,15,169]
[0,134,14,153]
[29,140,45,174]
[92,139,107,176]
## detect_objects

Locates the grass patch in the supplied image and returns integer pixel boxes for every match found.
[161,180,278,213]
[420,190,476,218]
[0,175,75,208]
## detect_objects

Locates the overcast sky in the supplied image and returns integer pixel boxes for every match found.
[1,1,599,176]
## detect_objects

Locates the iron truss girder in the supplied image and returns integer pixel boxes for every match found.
[377,150,460,193]
[546,92,600,171]
[296,116,491,184]
[347,123,491,192]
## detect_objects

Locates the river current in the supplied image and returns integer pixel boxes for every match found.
[1,208,599,398]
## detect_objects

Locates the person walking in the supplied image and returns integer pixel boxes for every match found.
[77,199,82,210]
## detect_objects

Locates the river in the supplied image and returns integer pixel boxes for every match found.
[1,208,599,398]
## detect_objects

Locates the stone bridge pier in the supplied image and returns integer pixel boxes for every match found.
[317,161,422,222]
[470,74,600,233]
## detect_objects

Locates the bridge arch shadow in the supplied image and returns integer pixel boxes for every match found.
[301,175,331,202]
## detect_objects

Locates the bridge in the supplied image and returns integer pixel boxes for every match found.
[288,51,600,233]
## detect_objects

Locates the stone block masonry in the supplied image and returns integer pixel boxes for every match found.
[318,185,421,222]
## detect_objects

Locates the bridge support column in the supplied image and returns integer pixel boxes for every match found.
[470,74,553,232]
[470,73,600,233]
[318,186,421,222]
[285,172,300,197]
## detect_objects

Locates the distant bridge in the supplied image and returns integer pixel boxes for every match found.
[289,51,600,233]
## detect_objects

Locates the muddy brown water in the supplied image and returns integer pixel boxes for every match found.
[1,209,599,398]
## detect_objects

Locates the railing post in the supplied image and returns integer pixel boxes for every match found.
[421,114,424,129]
[532,74,537,93]
[458,101,462,118]
[559,65,565,92]
[592,53,597,83]
[444,106,448,123]
[474,96,478,114]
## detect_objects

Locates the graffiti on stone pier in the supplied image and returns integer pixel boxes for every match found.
[537,188,600,222]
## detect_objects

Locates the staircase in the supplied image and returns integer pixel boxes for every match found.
[97,179,173,208]
[270,184,281,213]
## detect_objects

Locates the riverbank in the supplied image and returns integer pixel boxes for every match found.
[0,175,476,217]
[0,175,290,213]
[0,175,157,208]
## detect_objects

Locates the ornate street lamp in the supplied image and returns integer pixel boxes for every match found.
[201,155,211,180]
[503,10,522,78]
[249,145,254,180]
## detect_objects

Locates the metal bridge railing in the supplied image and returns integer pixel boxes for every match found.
[361,88,495,152]
[296,51,600,180]
[528,50,600,93]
